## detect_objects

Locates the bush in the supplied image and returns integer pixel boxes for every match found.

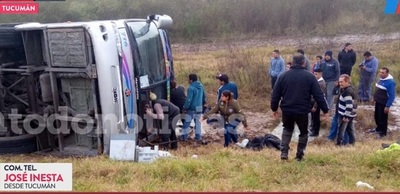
[364,151,400,174]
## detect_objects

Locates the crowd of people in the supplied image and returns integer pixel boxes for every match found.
[145,42,397,161]
[269,43,396,160]
[146,72,244,150]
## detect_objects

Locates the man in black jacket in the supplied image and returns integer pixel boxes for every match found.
[170,80,186,112]
[271,54,329,161]
[338,42,357,76]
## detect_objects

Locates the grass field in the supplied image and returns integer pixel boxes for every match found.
[1,137,400,192]
[1,36,400,192]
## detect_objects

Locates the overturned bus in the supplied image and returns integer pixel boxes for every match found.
[0,15,175,160]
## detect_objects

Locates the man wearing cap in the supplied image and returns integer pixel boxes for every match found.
[320,50,340,111]
[181,73,206,141]
[271,54,329,161]
[358,51,379,103]
[145,92,180,150]
[216,73,239,101]
[269,50,286,89]
[338,42,357,76]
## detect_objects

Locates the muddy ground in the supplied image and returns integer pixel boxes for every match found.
[172,32,400,54]
[177,92,400,147]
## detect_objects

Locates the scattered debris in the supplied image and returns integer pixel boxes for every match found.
[235,139,249,148]
[137,146,159,163]
[158,151,173,158]
[136,145,173,163]
[356,181,374,190]
[175,97,400,146]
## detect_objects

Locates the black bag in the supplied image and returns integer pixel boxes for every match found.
[264,134,282,150]
[246,134,282,151]
[246,136,265,150]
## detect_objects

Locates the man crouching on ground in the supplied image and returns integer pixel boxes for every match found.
[271,54,329,161]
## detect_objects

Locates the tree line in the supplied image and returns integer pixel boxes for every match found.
[1,0,399,42]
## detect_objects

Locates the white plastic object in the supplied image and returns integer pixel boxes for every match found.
[235,139,249,148]
[356,181,374,190]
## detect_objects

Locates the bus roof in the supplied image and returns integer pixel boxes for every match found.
[14,19,147,30]
[14,14,172,30]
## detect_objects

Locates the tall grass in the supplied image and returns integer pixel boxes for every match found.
[174,39,400,112]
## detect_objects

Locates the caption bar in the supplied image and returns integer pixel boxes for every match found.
[0,163,72,191]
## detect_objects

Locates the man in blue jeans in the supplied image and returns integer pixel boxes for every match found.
[327,109,350,144]
[181,74,206,141]
[327,74,359,144]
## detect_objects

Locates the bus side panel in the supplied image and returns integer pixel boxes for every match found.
[86,22,125,154]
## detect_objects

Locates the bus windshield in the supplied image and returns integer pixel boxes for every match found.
[126,21,165,86]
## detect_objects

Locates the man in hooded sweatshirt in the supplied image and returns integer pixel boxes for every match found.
[370,67,396,138]
[338,42,357,76]
[181,73,206,141]
[271,54,329,161]
[320,50,340,111]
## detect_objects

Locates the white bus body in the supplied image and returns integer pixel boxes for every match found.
[0,15,174,159]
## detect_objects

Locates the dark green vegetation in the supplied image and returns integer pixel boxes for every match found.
[1,0,399,42]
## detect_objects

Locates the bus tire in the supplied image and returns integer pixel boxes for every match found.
[0,134,37,154]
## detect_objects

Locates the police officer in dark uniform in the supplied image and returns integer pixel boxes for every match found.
[145,92,180,150]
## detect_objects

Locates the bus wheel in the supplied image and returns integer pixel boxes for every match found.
[0,134,37,154]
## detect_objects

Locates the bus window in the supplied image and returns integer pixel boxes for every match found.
[127,21,165,85]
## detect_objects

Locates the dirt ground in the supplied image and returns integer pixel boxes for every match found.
[172,32,400,54]
[181,98,400,147]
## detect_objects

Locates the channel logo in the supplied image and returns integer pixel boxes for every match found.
[0,0,64,14]
[0,2,39,14]
[385,0,400,14]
